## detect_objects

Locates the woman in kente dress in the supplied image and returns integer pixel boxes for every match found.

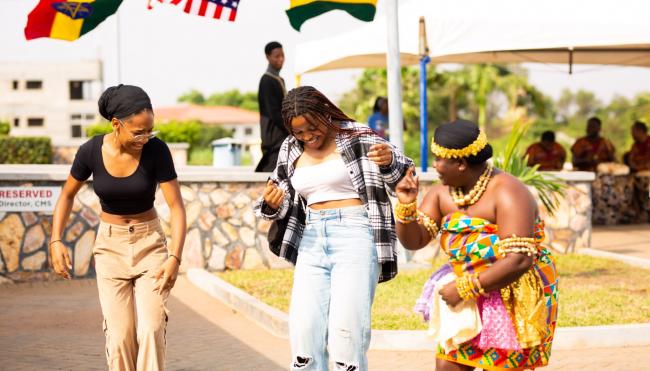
[395,119,558,371]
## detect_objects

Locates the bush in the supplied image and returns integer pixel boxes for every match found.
[0,121,10,136]
[156,120,201,146]
[188,147,213,165]
[0,137,52,164]
[195,125,232,147]
[85,122,112,137]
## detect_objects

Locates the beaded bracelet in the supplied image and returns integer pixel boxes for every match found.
[456,273,488,301]
[395,200,417,224]
[473,274,486,296]
[455,275,471,301]
[500,245,538,256]
[456,274,477,301]
[497,235,539,257]
[417,211,439,239]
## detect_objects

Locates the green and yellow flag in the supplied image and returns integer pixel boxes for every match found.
[286,0,377,31]
[25,0,123,41]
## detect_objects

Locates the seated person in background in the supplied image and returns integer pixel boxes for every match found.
[628,121,650,172]
[571,117,616,171]
[367,96,389,139]
[525,130,566,171]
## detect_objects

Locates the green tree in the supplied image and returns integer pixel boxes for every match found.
[574,90,602,118]
[205,89,259,111]
[177,89,259,111]
[338,65,554,166]
[177,89,206,104]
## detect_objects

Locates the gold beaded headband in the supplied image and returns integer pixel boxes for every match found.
[430,131,488,159]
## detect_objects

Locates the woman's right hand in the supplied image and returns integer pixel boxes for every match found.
[49,240,72,279]
[395,167,419,204]
[263,179,285,210]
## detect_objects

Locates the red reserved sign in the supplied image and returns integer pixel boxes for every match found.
[0,187,61,212]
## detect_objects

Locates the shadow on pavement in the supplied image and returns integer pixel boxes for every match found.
[0,279,284,370]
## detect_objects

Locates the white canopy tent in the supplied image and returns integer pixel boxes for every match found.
[295,0,650,74]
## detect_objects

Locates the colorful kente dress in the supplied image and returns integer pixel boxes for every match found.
[415,212,558,370]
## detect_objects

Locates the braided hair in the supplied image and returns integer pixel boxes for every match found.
[281,86,374,137]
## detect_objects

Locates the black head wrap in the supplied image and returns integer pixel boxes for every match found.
[98,84,152,121]
[433,119,493,165]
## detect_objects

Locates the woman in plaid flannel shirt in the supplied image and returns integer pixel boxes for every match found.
[254,86,413,371]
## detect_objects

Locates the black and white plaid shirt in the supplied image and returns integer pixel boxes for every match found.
[254,121,413,283]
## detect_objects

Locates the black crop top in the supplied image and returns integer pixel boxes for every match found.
[70,135,178,215]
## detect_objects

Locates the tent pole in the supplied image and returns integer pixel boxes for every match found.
[386,0,404,151]
[418,16,430,173]
[419,56,430,173]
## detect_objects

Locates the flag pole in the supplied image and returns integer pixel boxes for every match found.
[386,0,404,152]
[116,8,122,83]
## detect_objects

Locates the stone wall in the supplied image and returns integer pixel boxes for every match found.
[0,166,595,281]
[0,178,290,281]
[592,174,650,225]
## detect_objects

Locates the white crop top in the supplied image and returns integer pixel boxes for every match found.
[291,157,359,205]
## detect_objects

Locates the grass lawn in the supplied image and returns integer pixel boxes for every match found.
[216,254,650,330]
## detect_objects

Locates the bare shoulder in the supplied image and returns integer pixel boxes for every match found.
[420,184,448,219]
[428,183,448,197]
[491,170,536,207]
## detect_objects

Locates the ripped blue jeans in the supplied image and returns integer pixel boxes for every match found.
[289,206,380,371]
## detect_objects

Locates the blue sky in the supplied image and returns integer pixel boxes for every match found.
[3,0,650,107]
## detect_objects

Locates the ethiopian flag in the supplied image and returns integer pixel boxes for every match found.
[286,0,377,31]
[25,0,123,41]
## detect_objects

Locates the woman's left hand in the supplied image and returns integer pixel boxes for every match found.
[440,281,463,308]
[153,257,180,295]
[368,143,393,166]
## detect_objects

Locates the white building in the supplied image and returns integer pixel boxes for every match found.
[0,60,102,143]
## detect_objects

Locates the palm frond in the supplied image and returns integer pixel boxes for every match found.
[493,121,566,215]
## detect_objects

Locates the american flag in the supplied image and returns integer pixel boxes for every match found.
[152,0,240,22]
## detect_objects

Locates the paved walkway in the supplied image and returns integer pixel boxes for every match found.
[590,224,650,260]
[1,276,649,370]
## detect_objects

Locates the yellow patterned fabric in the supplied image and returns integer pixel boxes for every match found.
[434,212,558,370]
[499,269,549,348]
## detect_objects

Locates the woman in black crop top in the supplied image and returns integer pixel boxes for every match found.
[49,85,186,370]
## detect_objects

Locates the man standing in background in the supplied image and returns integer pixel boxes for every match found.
[255,41,288,172]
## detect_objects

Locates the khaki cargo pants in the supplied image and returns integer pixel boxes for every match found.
[93,218,169,371]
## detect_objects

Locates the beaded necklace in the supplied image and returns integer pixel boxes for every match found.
[450,164,493,207]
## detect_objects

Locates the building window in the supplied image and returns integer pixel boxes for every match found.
[70,113,96,138]
[27,118,44,127]
[25,80,42,90]
[244,128,253,135]
[69,80,93,100]
[12,80,19,90]
[71,125,83,138]
[13,118,19,127]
